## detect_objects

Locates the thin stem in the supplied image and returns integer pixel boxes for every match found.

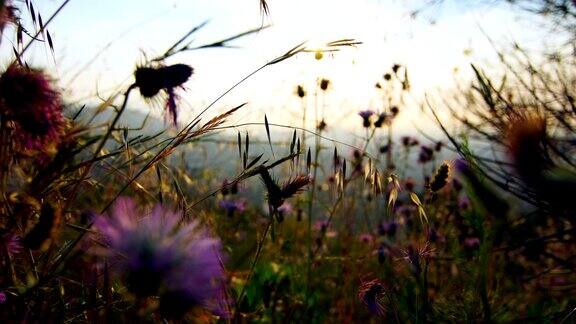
[64,84,135,212]
[234,221,271,315]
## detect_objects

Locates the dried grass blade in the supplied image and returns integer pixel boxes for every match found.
[264,114,274,158]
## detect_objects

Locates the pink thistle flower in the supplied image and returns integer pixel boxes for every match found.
[0,66,64,149]
[464,237,481,250]
[277,202,293,215]
[93,197,228,318]
[314,219,330,233]
[359,233,374,243]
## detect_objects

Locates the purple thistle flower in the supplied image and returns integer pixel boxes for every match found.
[435,141,444,151]
[358,110,375,119]
[464,237,481,250]
[219,199,246,218]
[427,227,444,243]
[395,204,416,218]
[0,66,64,150]
[377,244,388,264]
[379,221,398,237]
[275,202,293,223]
[358,110,375,128]
[0,291,6,304]
[314,219,330,233]
[458,195,471,210]
[379,144,390,154]
[93,197,228,318]
[417,145,434,164]
[373,113,389,128]
[401,136,412,146]
[358,279,386,317]
[454,158,470,174]
[1,233,22,256]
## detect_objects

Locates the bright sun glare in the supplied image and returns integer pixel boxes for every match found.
[8,0,545,134]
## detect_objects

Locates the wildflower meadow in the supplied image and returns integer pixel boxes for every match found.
[0,0,575,322]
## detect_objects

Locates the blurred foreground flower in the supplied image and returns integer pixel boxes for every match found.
[93,197,228,319]
[0,66,64,149]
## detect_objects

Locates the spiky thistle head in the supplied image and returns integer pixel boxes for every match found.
[358,279,386,317]
[134,64,193,125]
[259,167,283,209]
[296,85,306,98]
[418,145,434,164]
[505,115,549,184]
[0,66,64,150]
[401,242,433,275]
[373,113,389,128]
[260,168,310,210]
[281,174,312,199]
[319,78,330,91]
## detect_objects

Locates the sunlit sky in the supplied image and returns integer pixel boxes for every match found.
[2,0,556,140]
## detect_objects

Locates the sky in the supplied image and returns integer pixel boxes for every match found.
[1,0,555,142]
